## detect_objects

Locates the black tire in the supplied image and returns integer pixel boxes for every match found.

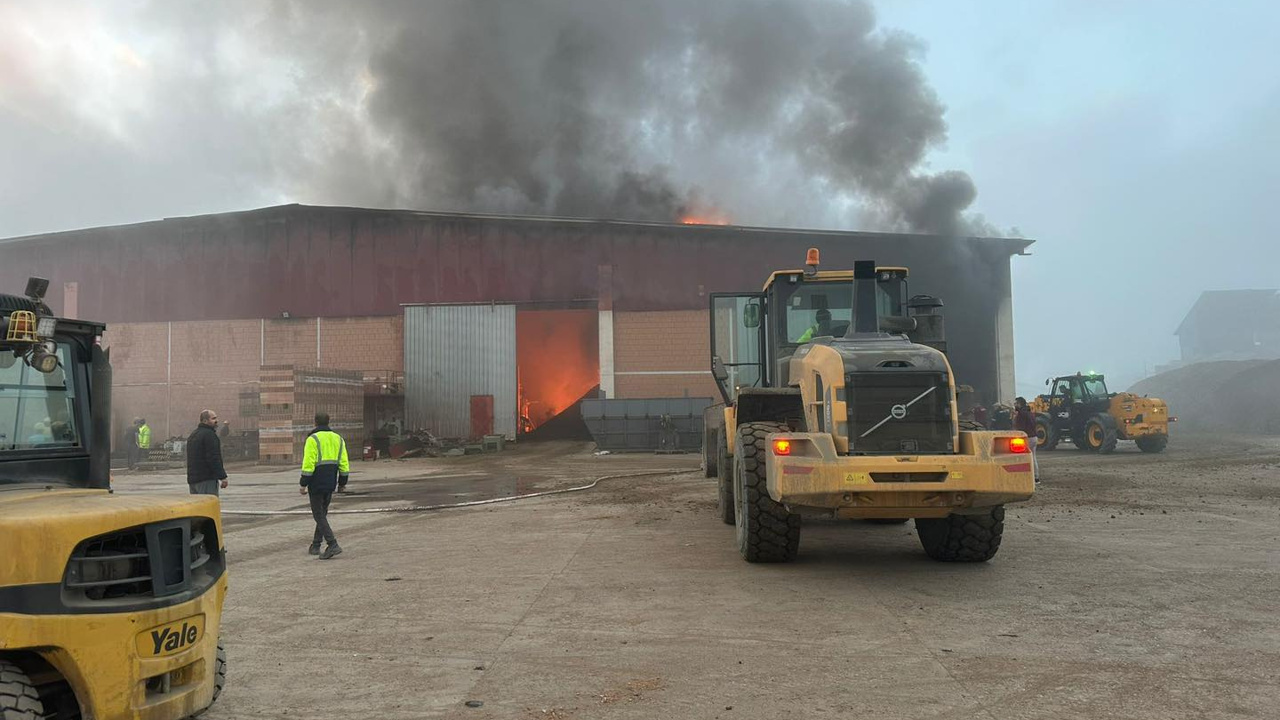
[716,434,735,525]
[734,422,800,562]
[0,660,46,720]
[1034,413,1058,450]
[915,506,1005,562]
[1081,414,1118,454]
[703,427,718,478]
[1135,435,1168,453]
[213,643,226,704]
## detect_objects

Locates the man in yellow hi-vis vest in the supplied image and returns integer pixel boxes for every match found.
[137,418,151,456]
[298,412,349,559]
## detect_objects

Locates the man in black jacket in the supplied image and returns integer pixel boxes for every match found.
[187,410,229,495]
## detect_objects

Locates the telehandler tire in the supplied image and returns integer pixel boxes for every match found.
[0,660,44,720]
[734,422,800,562]
[1034,414,1057,450]
[1135,435,1168,453]
[915,506,1004,562]
[1081,414,1118,454]
[716,436,735,525]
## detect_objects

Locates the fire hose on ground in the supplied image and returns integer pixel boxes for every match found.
[220,468,699,517]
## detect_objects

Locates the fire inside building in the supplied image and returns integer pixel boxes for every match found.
[0,204,1031,458]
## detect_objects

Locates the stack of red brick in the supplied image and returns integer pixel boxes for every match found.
[258,366,364,465]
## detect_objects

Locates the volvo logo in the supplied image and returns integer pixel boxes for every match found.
[890,404,907,420]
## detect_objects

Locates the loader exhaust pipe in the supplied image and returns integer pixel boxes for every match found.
[852,260,880,334]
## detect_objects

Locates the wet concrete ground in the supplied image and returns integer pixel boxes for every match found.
[114,436,1280,719]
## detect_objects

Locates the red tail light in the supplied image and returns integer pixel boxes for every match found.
[1008,436,1029,454]
[773,439,792,456]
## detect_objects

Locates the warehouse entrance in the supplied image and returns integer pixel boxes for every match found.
[516,309,599,439]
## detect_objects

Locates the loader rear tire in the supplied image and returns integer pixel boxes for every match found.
[1082,414,1118,454]
[734,422,800,562]
[1136,435,1168,453]
[915,506,1004,562]
[716,436,735,525]
[703,427,718,478]
[0,660,46,720]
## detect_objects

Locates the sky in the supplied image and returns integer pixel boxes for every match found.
[2,1,1277,397]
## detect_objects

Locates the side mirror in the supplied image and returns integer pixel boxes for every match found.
[711,356,729,383]
[743,303,760,329]
[1044,378,1051,386]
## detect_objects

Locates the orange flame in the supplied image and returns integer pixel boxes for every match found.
[680,213,730,226]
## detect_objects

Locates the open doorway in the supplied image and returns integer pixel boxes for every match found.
[516,309,599,439]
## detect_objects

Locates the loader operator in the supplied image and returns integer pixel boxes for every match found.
[797,308,833,343]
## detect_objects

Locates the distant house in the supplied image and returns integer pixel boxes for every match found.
[1176,290,1280,362]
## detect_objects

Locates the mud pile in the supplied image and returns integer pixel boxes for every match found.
[1129,359,1280,434]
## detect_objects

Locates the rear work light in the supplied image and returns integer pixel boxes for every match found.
[1007,436,1029,454]
[772,439,792,456]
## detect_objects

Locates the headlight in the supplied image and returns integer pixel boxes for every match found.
[36,316,57,337]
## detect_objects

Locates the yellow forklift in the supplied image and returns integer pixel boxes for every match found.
[0,278,226,719]
[703,251,1034,563]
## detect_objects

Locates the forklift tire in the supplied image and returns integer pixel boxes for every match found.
[734,422,800,562]
[1034,414,1057,450]
[1082,414,1118,454]
[0,660,45,720]
[1136,435,1168,453]
[716,436,735,525]
[703,428,718,478]
[213,642,226,704]
[915,506,1004,562]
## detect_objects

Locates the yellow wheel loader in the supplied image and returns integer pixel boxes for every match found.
[703,251,1034,563]
[0,278,227,720]
[1029,373,1175,453]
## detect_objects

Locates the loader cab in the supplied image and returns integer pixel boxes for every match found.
[709,252,912,403]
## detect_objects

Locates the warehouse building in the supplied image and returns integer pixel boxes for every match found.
[0,204,1031,451]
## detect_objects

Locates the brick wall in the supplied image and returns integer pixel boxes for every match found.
[319,316,404,372]
[102,315,401,445]
[613,310,717,399]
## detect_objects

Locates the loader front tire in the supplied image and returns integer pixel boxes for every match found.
[734,422,800,562]
[916,506,1005,562]
[1034,414,1057,450]
[1136,435,1168,453]
[0,661,45,720]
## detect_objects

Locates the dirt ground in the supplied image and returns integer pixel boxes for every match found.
[116,434,1280,719]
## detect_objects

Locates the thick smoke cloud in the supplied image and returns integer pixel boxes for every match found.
[0,0,999,236]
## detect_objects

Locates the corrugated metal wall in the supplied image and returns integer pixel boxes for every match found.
[404,304,517,439]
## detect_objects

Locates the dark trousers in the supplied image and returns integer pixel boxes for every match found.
[127,443,139,469]
[310,490,337,546]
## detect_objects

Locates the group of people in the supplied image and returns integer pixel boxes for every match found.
[179,409,350,560]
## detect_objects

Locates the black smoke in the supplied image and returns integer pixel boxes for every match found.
[1,0,1002,236]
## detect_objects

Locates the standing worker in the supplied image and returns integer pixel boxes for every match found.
[298,412,349,559]
[186,410,229,495]
[136,417,151,467]
[126,418,141,469]
[1013,397,1039,483]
